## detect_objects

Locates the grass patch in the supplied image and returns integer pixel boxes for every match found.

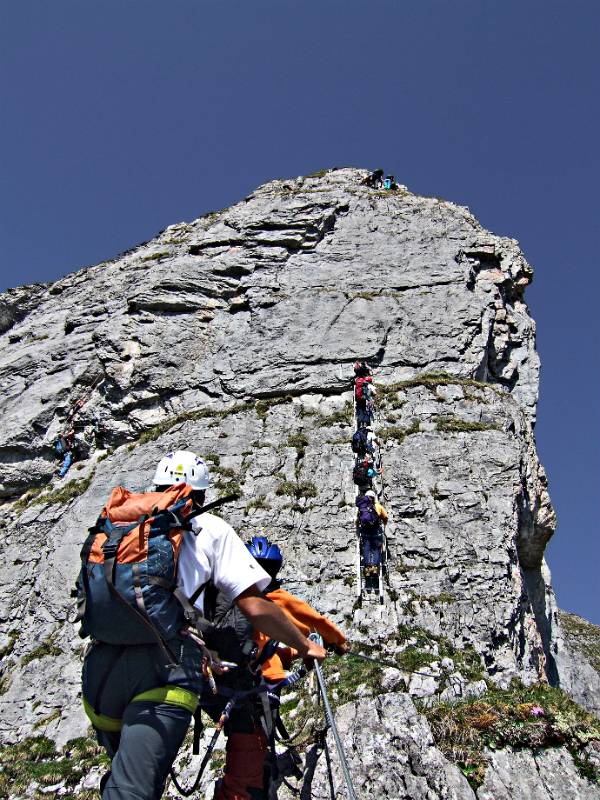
[33,709,61,730]
[245,495,270,512]
[140,250,170,262]
[424,682,600,789]
[394,625,484,681]
[318,402,354,427]
[0,734,110,796]
[409,591,457,606]
[12,485,47,514]
[217,481,242,499]
[254,395,293,421]
[379,419,420,443]
[133,403,252,447]
[560,611,600,675]
[436,416,500,433]
[286,432,309,454]
[396,647,438,673]
[377,372,503,407]
[21,632,62,666]
[275,480,318,500]
[0,629,19,658]
[349,290,378,300]
[279,651,384,746]
[26,472,96,508]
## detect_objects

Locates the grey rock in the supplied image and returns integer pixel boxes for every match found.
[382,667,405,691]
[478,747,600,800]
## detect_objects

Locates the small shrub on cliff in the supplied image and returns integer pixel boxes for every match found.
[275,480,318,500]
[424,682,600,789]
[379,419,420,443]
[435,416,499,433]
[318,402,354,427]
[0,735,109,796]
[21,632,62,666]
[28,472,95,508]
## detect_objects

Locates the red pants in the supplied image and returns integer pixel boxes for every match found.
[214,731,268,800]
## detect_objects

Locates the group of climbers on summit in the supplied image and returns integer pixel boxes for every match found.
[361,168,399,191]
[76,449,347,800]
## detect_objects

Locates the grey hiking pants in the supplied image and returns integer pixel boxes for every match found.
[82,638,204,800]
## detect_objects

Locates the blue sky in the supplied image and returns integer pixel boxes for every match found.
[1,0,598,622]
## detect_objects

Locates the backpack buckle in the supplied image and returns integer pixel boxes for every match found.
[101,530,127,559]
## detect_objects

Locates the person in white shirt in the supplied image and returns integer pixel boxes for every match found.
[82,450,326,800]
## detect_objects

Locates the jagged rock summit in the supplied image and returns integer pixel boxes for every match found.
[1,167,599,797]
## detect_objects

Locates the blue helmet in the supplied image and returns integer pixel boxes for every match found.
[246,536,283,565]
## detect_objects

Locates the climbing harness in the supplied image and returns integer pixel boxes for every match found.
[310,634,358,800]
[169,665,308,797]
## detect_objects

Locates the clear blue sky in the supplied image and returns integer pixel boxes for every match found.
[1,1,598,623]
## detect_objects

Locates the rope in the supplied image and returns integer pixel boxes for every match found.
[345,648,446,681]
[311,635,358,800]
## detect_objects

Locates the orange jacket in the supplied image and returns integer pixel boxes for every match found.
[256,587,346,682]
[375,501,388,524]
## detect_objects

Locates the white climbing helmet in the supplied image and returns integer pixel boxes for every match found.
[152,450,210,490]
[365,490,377,499]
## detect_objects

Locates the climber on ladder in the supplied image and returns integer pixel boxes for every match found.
[356,490,388,595]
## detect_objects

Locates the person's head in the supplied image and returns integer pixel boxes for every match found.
[152,450,210,504]
[246,535,283,580]
[365,490,377,501]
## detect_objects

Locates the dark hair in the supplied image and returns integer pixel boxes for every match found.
[256,557,281,580]
[155,485,206,506]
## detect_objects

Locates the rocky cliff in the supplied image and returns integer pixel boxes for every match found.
[1,167,599,798]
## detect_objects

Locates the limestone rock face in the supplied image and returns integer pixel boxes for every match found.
[0,168,598,796]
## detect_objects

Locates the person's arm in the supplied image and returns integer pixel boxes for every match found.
[284,595,348,651]
[235,585,327,662]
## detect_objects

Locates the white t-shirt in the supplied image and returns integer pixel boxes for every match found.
[177,512,270,612]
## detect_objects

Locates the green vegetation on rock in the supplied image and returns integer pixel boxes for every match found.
[254,395,293,421]
[560,611,600,675]
[317,402,354,427]
[435,416,500,433]
[275,480,318,500]
[377,372,503,411]
[22,632,62,666]
[0,735,110,797]
[134,403,252,447]
[379,419,420,443]
[140,250,170,262]
[424,682,600,789]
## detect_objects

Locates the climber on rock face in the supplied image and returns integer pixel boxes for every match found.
[364,425,379,458]
[353,360,371,378]
[356,490,388,577]
[247,535,349,682]
[55,428,76,478]
[78,450,327,800]
[355,374,376,427]
[200,535,350,798]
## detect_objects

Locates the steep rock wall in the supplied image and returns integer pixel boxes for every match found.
[0,168,598,796]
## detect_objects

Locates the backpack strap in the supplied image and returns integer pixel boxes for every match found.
[101,522,180,665]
